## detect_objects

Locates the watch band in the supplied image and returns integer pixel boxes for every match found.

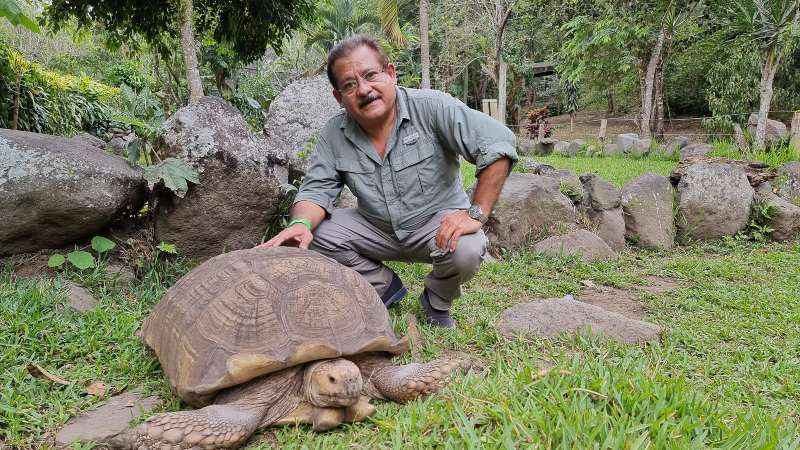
[288,218,312,231]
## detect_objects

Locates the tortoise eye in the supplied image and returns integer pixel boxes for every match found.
[328,375,337,383]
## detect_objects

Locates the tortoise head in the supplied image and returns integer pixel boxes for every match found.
[303,358,362,407]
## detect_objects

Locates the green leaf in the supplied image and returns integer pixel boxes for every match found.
[157,242,177,254]
[0,0,41,33]
[143,158,200,198]
[47,254,65,268]
[90,236,116,254]
[67,251,95,270]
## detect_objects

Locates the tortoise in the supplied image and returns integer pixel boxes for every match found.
[111,247,460,449]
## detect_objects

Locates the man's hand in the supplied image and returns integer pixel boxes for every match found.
[436,210,482,252]
[257,223,314,249]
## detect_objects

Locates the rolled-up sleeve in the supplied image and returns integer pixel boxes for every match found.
[433,97,518,175]
[293,136,342,215]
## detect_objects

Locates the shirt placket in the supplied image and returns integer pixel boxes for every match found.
[382,121,405,237]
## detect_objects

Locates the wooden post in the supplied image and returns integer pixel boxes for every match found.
[598,119,607,143]
[791,111,800,150]
[537,122,546,142]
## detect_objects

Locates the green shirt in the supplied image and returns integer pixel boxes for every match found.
[294,86,518,239]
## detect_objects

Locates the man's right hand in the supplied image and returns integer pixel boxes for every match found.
[257,223,314,249]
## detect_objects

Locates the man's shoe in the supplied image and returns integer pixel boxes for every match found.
[381,273,408,308]
[419,289,455,328]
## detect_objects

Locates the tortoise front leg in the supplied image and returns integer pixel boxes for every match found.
[109,404,263,449]
[350,353,462,403]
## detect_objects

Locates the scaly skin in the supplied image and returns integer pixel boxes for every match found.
[350,352,463,403]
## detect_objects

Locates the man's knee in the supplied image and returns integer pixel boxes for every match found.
[447,234,487,276]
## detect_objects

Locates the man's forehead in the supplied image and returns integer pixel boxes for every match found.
[332,47,383,76]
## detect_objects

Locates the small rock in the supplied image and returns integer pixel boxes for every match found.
[497,297,662,344]
[580,173,621,210]
[517,137,537,156]
[533,229,616,262]
[553,141,579,157]
[775,161,800,206]
[664,136,689,156]
[55,390,163,447]
[602,143,624,156]
[106,263,136,286]
[519,160,555,175]
[679,143,713,160]
[756,191,800,241]
[747,113,789,144]
[67,282,98,313]
[620,174,675,249]
[587,207,626,251]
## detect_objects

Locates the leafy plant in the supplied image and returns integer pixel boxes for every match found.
[143,158,200,198]
[524,107,553,139]
[47,235,116,270]
[0,0,40,32]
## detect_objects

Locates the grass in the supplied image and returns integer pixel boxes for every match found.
[2,158,800,449]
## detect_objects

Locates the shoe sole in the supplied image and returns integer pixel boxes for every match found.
[383,286,408,309]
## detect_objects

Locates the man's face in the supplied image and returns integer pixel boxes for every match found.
[331,45,397,127]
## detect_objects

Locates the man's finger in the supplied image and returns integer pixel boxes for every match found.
[448,228,464,253]
[298,232,313,250]
[437,222,455,250]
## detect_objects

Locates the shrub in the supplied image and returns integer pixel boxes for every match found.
[524,107,553,139]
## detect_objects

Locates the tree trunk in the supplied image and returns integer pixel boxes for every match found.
[639,27,666,138]
[791,111,800,150]
[462,65,469,105]
[754,47,780,150]
[653,59,665,140]
[419,0,431,89]
[497,60,507,125]
[178,0,203,103]
[606,91,615,114]
[11,71,21,130]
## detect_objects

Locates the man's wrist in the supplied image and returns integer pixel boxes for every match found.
[288,218,313,231]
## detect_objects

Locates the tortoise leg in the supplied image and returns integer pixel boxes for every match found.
[343,396,376,423]
[351,353,462,403]
[109,404,263,449]
[311,406,345,431]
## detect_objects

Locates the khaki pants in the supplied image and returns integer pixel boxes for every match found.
[309,208,487,311]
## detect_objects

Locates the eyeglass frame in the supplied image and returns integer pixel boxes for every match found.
[336,66,390,96]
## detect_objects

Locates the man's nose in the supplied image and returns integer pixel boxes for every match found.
[355,77,372,96]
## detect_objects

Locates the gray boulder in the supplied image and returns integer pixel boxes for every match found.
[519,160,555,175]
[0,129,145,257]
[56,389,163,448]
[676,163,754,240]
[580,173,621,210]
[664,136,689,156]
[334,185,358,209]
[602,143,624,156]
[533,229,616,262]
[617,133,651,155]
[553,140,580,157]
[620,174,675,249]
[747,113,789,144]
[497,296,662,344]
[775,161,800,206]
[543,169,584,203]
[755,190,800,241]
[71,132,106,150]
[263,75,342,179]
[587,207,626,251]
[155,96,293,260]
[679,143,713,160]
[517,137,537,156]
[484,173,576,252]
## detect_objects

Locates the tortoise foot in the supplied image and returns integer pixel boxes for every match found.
[371,358,462,403]
[112,405,258,449]
[311,407,344,432]
[343,396,376,423]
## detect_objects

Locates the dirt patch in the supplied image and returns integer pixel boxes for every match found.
[576,276,680,320]
[0,251,56,280]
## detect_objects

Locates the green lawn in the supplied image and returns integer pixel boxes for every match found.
[2,156,799,449]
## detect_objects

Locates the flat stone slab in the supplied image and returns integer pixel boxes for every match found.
[67,282,98,313]
[533,229,616,262]
[56,390,163,447]
[498,297,662,344]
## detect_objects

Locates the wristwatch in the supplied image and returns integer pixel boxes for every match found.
[467,204,488,225]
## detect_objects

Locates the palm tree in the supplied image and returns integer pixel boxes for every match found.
[419,0,431,88]
[728,0,799,149]
[307,0,380,51]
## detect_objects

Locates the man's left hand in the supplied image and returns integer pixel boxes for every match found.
[436,210,482,252]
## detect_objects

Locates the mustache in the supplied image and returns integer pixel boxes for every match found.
[358,94,380,107]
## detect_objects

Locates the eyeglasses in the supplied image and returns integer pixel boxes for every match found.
[337,68,388,96]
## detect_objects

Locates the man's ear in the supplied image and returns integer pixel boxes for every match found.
[386,63,397,85]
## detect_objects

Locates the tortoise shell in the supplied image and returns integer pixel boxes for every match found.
[142,247,408,406]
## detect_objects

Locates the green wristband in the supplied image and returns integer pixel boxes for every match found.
[288,218,312,231]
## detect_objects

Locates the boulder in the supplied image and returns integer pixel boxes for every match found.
[620,174,675,249]
[755,190,800,241]
[55,389,163,448]
[543,169,584,203]
[263,74,342,179]
[679,143,713,160]
[497,296,662,344]
[484,173,576,252]
[553,140,580,157]
[747,113,789,144]
[617,133,651,155]
[586,207,626,251]
[602,143,624,156]
[517,137,537,156]
[0,129,145,257]
[71,132,106,150]
[775,161,800,206]
[673,156,776,187]
[519,160,555,175]
[676,163,754,240]
[334,185,358,209]
[664,136,689,156]
[155,96,294,260]
[580,173,620,210]
[532,229,616,262]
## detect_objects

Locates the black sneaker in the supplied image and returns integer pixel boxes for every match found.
[419,289,455,328]
[381,273,408,308]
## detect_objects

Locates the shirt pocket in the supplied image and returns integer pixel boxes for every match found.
[392,139,436,206]
[335,157,376,200]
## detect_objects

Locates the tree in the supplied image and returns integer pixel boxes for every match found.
[473,0,519,124]
[0,0,39,32]
[44,0,315,104]
[307,0,380,51]
[726,0,799,149]
[419,0,431,88]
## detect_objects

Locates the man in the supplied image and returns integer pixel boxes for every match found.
[261,34,517,328]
